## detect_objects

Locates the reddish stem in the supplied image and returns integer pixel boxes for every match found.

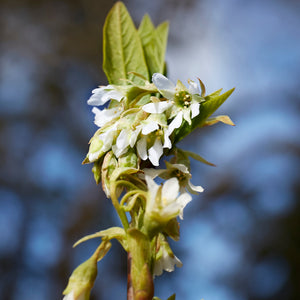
[127,252,134,300]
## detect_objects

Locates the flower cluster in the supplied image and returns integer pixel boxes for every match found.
[81,73,210,276]
[85,73,204,167]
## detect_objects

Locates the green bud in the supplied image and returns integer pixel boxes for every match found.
[118,149,138,169]
[63,255,97,300]
[92,158,103,185]
[85,135,104,164]
[90,137,103,153]
[101,151,118,197]
[63,242,111,300]
[145,112,167,126]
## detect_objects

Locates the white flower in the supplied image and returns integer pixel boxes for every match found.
[112,126,142,157]
[152,73,203,126]
[135,114,171,166]
[92,107,123,128]
[153,234,183,277]
[87,85,124,106]
[144,163,204,194]
[137,135,164,167]
[148,138,163,166]
[87,124,118,162]
[145,175,192,222]
[142,101,173,114]
[153,248,182,277]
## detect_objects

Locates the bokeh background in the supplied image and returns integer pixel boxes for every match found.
[0,0,299,299]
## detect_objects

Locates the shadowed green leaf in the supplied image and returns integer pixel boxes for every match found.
[103,2,149,85]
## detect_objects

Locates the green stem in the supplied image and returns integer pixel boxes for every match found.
[110,182,129,230]
[127,229,154,300]
[120,190,147,206]
[115,180,139,190]
[126,175,147,190]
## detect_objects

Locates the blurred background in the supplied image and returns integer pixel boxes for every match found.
[0,0,299,299]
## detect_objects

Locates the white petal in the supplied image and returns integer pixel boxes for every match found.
[87,86,123,106]
[143,168,165,179]
[63,291,75,300]
[153,259,163,277]
[172,163,189,174]
[88,149,102,162]
[142,122,159,135]
[176,193,192,219]
[102,90,123,103]
[148,138,163,166]
[92,107,122,127]
[188,180,204,193]
[92,87,105,94]
[115,129,130,157]
[168,111,183,134]
[183,108,192,125]
[87,87,109,106]
[145,175,160,214]
[152,73,176,90]
[162,254,175,272]
[163,130,172,149]
[129,126,142,147]
[145,175,159,195]
[190,103,200,119]
[188,80,199,94]
[99,127,116,152]
[173,255,183,268]
[142,101,172,114]
[116,129,129,149]
[152,73,176,99]
[153,251,182,277]
[103,180,111,198]
[112,144,128,157]
[137,137,148,160]
[162,178,179,204]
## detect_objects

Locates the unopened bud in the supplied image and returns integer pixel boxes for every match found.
[118,149,138,169]
[102,151,118,197]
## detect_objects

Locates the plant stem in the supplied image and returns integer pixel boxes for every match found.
[127,229,154,300]
[127,252,134,300]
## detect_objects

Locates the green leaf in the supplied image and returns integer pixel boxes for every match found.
[204,115,235,126]
[196,87,235,128]
[167,294,176,300]
[138,14,169,77]
[182,150,216,167]
[73,227,127,250]
[103,2,149,85]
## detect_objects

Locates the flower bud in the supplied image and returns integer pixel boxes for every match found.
[118,149,138,169]
[101,151,118,197]
[63,242,111,300]
[144,176,192,237]
[62,255,98,300]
